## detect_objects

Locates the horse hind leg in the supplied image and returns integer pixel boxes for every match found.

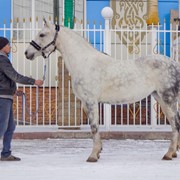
[85,101,102,162]
[169,111,180,158]
[175,111,180,132]
[177,133,180,151]
[175,112,180,154]
[174,96,180,156]
[162,107,179,160]
[162,116,178,160]
[152,92,179,160]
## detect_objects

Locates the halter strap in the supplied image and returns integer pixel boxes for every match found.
[30,24,60,59]
[30,41,41,51]
[55,24,60,31]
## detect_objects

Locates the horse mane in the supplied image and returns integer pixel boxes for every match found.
[60,25,100,53]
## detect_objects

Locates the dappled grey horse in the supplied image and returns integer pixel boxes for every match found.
[25,20,180,162]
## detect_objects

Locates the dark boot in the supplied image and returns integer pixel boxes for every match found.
[0,155,21,161]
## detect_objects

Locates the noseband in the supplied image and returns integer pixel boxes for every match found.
[30,24,60,59]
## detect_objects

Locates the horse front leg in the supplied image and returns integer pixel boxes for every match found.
[86,101,102,162]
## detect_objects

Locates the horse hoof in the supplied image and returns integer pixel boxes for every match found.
[97,153,100,159]
[86,157,98,162]
[172,152,177,158]
[162,155,172,160]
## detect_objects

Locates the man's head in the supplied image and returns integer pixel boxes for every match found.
[0,37,10,55]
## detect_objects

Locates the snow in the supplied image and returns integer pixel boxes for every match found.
[0,139,180,180]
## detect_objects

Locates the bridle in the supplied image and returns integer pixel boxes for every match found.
[30,24,60,59]
[22,24,60,118]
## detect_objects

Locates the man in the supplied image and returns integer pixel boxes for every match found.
[0,37,43,161]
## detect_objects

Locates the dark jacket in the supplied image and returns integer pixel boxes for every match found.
[0,54,35,95]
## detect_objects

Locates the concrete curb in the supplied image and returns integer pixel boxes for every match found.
[13,131,172,140]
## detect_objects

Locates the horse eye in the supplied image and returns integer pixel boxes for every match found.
[39,34,45,38]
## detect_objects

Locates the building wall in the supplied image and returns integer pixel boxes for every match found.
[86,0,179,28]
[86,0,109,51]
[0,0,179,28]
[0,0,11,37]
[86,0,179,56]
[0,0,11,25]
[158,0,178,56]
[1,1,179,39]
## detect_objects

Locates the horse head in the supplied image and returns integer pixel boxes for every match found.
[25,19,59,60]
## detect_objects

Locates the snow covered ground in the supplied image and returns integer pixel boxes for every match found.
[0,139,180,180]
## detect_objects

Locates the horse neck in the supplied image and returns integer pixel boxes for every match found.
[56,27,97,74]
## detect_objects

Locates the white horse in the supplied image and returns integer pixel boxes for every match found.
[25,20,180,162]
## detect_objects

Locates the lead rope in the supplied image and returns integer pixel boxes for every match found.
[22,87,39,117]
[22,57,48,118]
[22,24,59,119]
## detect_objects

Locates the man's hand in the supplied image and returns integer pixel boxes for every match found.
[34,80,44,86]
[15,90,24,96]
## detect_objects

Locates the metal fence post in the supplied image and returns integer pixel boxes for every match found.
[149,25,158,128]
[101,7,113,131]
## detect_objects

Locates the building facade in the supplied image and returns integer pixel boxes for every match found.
[0,1,180,130]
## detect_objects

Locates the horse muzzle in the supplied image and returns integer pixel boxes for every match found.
[25,50,35,60]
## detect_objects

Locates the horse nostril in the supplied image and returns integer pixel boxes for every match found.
[24,51,34,60]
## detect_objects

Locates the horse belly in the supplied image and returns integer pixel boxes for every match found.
[100,81,155,104]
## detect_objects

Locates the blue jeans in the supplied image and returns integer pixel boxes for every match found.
[0,98,16,157]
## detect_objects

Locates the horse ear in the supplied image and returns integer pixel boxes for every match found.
[43,18,51,28]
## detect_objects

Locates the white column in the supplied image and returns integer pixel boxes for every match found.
[31,0,35,37]
[11,0,14,22]
[83,0,87,29]
[62,0,64,20]
[101,7,113,131]
[149,25,158,127]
